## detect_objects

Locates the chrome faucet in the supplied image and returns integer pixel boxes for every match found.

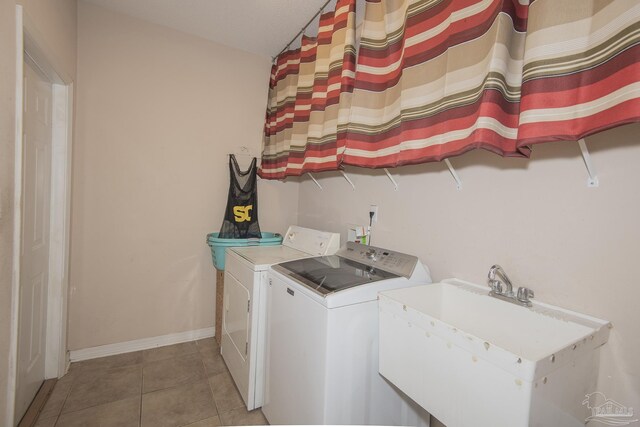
[488,264,514,296]
[487,265,534,307]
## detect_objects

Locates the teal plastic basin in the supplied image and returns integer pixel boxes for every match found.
[206,232,283,270]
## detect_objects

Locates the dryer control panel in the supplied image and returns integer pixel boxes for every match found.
[282,225,341,256]
[337,242,418,279]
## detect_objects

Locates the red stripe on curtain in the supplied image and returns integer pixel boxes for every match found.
[521,64,640,110]
[344,128,530,168]
[518,100,640,145]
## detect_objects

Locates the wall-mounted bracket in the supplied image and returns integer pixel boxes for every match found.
[444,159,462,190]
[578,138,599,187]
[307,172,323,190]
[383,168,399,191]
[341,170,355,191]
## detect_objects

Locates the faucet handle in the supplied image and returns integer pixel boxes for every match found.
[489,279,503,294]
[517,287,534,303]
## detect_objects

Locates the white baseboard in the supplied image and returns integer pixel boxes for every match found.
[69,327,215,362]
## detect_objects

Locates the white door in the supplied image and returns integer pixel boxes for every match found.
[15,60,53,422]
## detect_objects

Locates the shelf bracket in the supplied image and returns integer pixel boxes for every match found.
[383,168,399,191]
[307,172,323,190]
[340,170,355,191]
[444,159,462,190]
[578,138,599,187]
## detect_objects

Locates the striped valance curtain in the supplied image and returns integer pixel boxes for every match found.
[340,0,640,168]
[259,0,356,179]
[517,0,640,146]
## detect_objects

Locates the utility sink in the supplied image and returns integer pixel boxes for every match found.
[378,279,611,427]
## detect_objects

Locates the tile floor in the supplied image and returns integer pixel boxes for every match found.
[33,338,268,427]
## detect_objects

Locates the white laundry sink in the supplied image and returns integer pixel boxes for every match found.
[378,279,611,427]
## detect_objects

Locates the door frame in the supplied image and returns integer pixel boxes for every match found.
[8,5,74,425]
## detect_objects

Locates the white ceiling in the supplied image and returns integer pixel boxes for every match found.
[83,0,338,58]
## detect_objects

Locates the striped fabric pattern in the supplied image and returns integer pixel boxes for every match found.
[341,0,531,168]
[260,0,356,179]
[340,0,640,169]
[261,48,301,179]
[261,0,640,178]
[517,0,640,146]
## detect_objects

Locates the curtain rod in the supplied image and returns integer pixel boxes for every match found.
[272,0,333,62]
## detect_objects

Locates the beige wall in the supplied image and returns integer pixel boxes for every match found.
[298,124,640,415]
[69,1,298,350]
[0,0,76,421]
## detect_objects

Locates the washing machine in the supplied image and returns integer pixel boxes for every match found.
[263,241,432,426]
[221,225,340,410]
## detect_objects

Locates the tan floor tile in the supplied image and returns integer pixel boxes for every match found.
[141,380,217,427]
[34,340,257,427]
[202,353,227,377]
[143,352,206,393]
[70,351,143,374]
[56,396,140,427]
[218,407,267,426]
[208,372,244,413]
[38,373,75,419]
[183,416,221,427]
[62,365,142,413]
[196,338,220,359]
[143,342,198,363]
[195,337,216,349]
[33,416,57,427]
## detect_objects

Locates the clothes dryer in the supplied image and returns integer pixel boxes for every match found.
[221,225,340,410]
